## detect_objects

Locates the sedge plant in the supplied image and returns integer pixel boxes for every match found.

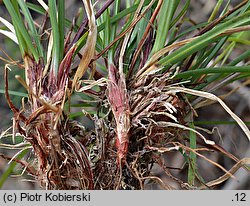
[0,0,250,189]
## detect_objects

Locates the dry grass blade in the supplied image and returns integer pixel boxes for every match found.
[195,79,250,109]
[176,143,234,179]
[167,86,250,141]
[72,0,97,90]
[0,29,18,44]
[141,176,174,190]
[44,34,53,77]
[0,17,18,43]
[221,25,250,36]
[37,0,49,11]
[199,158,250,189]
[136,38,197,78]
[0,153,36,176]
[0,16,15,33]
[157,122,215,145]
[77,78,107,92]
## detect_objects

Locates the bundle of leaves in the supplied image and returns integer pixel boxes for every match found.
[0,0,250,189]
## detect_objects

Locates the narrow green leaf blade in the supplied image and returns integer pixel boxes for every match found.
[159,10,250,69]
[58,0,65,61]
[3,0,39,61]
[48,0,60,74]
[0,149,28,189]
[18,0,43,58]
[188,123,197,186]
[151,0,180,55]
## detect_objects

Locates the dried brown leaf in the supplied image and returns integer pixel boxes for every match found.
[72,0,97,90]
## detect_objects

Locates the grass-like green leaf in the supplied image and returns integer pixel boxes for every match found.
[26,2,72,29]
[26,2,45,14]
[158,10,250,69]
[230,49,250,66]
[58,0,65,62]
[18,0,43,58]
[97,0,151,32]
[48,0,60,74]
[170,0,190,28]
[191,37,228,71]
[151,0,180,55]
[3,0,39,61]
[0,149,28,189]
[208,0,224,22]
[0,89,28,97]
[175,66,250,80]
[103,9,111,55]
[109,0,120,61]
[188,123,197,186]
